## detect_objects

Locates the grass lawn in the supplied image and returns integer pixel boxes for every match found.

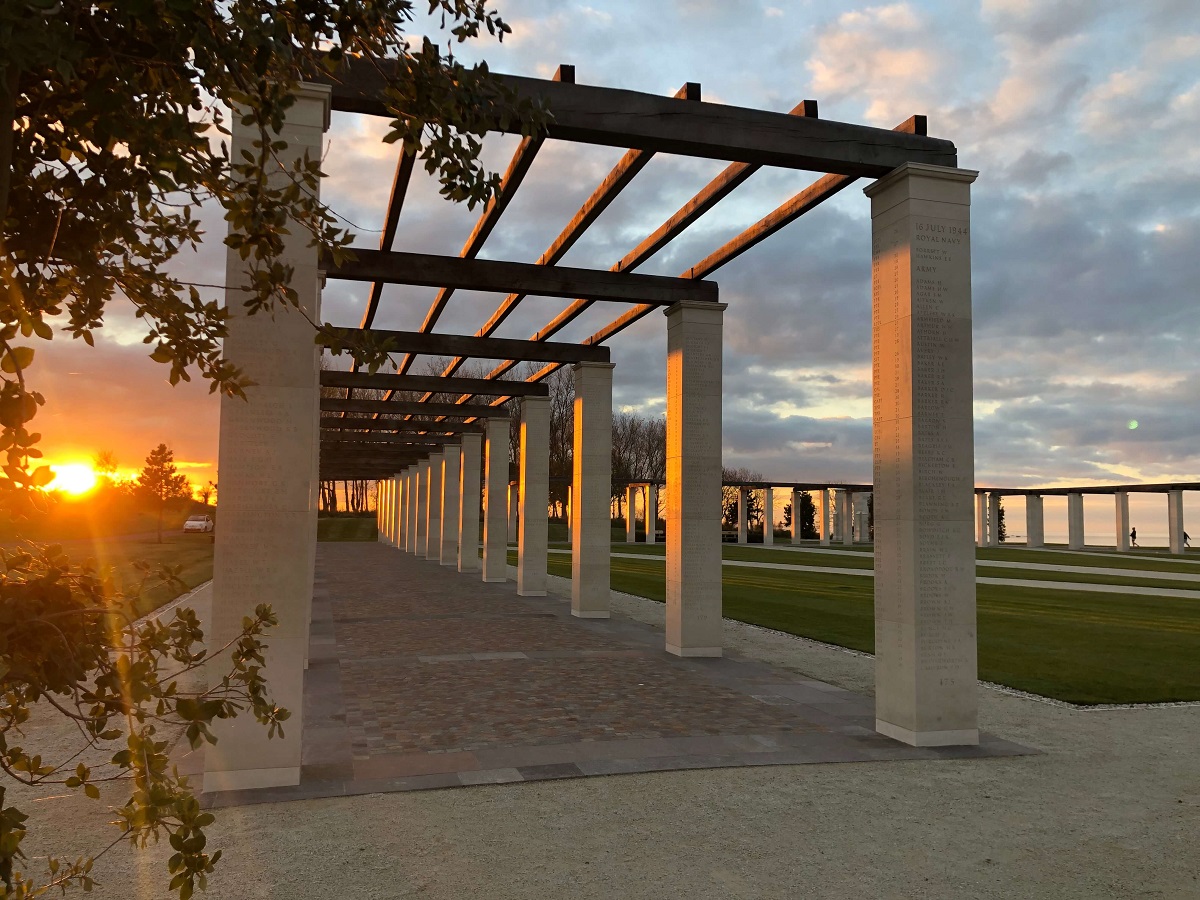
[6,532,217,619]
[318,517,378,542]
[522,547,1200,705]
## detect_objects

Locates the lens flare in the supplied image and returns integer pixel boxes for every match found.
[51,463,98,495]
[1128,420,1139,430]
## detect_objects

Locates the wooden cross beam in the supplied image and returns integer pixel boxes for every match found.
[320,418,484,433]
[324,248,715,306]
[321,398,509,418]
[321,328,610,364]
[323,63,957,178]
[321,433,462,446]
[321,370,549,396]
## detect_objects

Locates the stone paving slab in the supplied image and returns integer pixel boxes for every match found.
[201,542,1033,809]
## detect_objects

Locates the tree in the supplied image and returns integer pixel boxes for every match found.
[198,481,216,507]
[782,492,818,539]
[135,444,192,543]
[1,7,544,891]
[721,467,764,530]
[996,497,1007,542]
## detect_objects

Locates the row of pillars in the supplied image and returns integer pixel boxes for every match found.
[975,490,1189,553]
[729,487,870,545]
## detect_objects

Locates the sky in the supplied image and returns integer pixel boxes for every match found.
[39,0,1200,538]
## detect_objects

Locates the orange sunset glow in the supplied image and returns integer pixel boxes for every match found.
[48,463,99,496]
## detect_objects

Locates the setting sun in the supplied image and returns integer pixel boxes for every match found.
[50,463,98,496]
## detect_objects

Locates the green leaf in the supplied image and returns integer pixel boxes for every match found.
[1,346,35,374]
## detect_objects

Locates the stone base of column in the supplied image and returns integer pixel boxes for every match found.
[876,719,979,748]
[203,764,301,793]
[572,610,610,619]
[666,643,722,658]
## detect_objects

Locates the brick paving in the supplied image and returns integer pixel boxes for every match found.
[203,542,1032,808]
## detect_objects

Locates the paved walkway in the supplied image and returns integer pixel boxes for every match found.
[202,543,1029,808]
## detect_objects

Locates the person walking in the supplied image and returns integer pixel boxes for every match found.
[1130,526,1138,548]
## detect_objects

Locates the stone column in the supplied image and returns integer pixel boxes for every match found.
[458,434,482,573]
[832,489,846,543]
[625,484,638,543]
[406,467,419,554]
[665,299,726,657]
[206,84,330,792]
[415,459,430,556]
[376,479,386,542]
[736,488,748,544]
[393,474,406,548]
[1025,494,1044,548]
[975,492,986,547]
[564,484,573,546]
[1168,490,1185,554]
[425,452,444,560]
[517,396,550,596]
[986,492,1001,547]
[790,488,802,544]
[818,488,831,546]
[572,361,615,617]
[1115,491,1130,552]
[507,483,519,543]
[645,484,658,545]
[439,447,460,566]
[1067,493,1084,550]
[840,491,855,544]
[482,419,509,582]
[762,486,774,546]
[867,162,979,747]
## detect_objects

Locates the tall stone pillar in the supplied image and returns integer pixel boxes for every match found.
[572,361,614,617]
[832,489,846,544]
[517,396,550,596]
[625,484,638,543]
[840,491,855,544]
[439,448,460,566]
[393,474,405,548]
[507,483,519,542]
[818,488,831,546]
[736,488,748,544]
[206,83,330,792]
[425,452,444,560]
[415,459,430,556]
[564,484,573,546]
[458,435,482,573]
[790,488,802,544]
[1115,491,1130,552]
[1168,490,1185,554]
[482,419,509,582]
[645,484,658,545]
[763,487,774,545]
[1067,493,1084,550]
[867,162,979,747]
[975,492,986,547]
[405,467,419,554]
[1025,494,1044,548]
[665,299,726,657]
[376,479,387,542]
[986,493,1001,547]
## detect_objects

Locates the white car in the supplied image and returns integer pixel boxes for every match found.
[183,515,214,534]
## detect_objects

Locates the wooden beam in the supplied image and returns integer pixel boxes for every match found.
[324,64,957,177]
[327,247,715,305]
[320,418,484,433]
[322,436,460,448]
[321,398,508,418]
[322,328,611,364]
[358,148,417,330]
[321,371,548,396]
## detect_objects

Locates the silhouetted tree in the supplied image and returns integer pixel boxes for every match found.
[135,444,191,543]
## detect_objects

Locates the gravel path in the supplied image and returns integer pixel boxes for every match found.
[10,581,1199,898]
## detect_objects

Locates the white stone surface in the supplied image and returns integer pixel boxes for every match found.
[790,488,803,544]
[391,473,404,548]
[987,493,1001,548]
[645,484,658,545]
[405,468,418,554]
[664,300,726,657]
[571,362,615,618]
[1025,494,1044,548]
[975,492,986,547]
[1067,493,1085,550]
[1115,491,1130,552]
[518,397,550,596]
[415,459,430,556]
[426,452,444,561]
[737,488,748,544]
[458,435,482,573]
[205,83,330,792]
[626,484,638,543]
[763,487,774,546]
[482,419,509,582]
[866,162,979,748]
[818,488,831,546]
[508,483,519,542]
[440,448,460,566]
[833,489,848,544]
[1168,490,1185,554]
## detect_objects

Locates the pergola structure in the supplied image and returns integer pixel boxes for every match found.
[206,62,979,792]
